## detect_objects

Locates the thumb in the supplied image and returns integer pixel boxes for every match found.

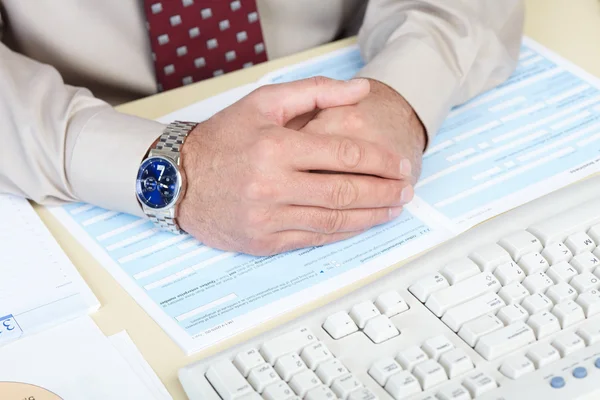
[256,76,370,125]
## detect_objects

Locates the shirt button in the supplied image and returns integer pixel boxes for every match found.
[550,376,565,389]
[595,358,600,369]
[573,366,587,378]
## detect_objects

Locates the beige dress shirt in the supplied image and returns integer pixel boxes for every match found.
[0,0,524,217]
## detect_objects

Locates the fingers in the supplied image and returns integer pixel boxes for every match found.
[253,77,370,125]
[271,230,365,254]
[277,205,403,233]
[277,171,413,209]
[283,130,411,180]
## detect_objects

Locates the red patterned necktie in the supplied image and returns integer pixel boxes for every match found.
[144,0,268,92]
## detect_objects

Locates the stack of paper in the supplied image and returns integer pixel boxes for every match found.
[0,316,171,399]
[0,195,99,346]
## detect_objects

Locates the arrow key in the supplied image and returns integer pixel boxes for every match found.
[323,311,358,340]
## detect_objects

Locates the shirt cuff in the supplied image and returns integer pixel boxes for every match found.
[356,36,459,148]
[67,107,165,217]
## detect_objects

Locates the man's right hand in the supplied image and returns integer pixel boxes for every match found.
[177,77,414,256]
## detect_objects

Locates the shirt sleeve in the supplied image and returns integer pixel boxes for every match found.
[356,0,524,144]
[0,41,164,217]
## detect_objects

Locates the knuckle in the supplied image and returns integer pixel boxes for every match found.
[321,209,346,234]
[343,110,364,131]
[242,179,274,201]
[308,75,331,88]
[251,135,281,161]
[331,178,359,209]
[311,233,330,248]
[335,138,363,169]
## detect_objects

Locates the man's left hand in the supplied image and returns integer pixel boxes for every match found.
[299,78,426,185]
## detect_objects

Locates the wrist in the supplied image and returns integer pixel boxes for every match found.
[366,78,427,152]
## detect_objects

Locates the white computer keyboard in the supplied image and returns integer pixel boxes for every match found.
[179,175,600,400]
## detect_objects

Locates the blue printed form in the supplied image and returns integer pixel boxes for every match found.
[49,38,600,353]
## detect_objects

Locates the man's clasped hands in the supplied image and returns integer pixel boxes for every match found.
[177,77,427,256]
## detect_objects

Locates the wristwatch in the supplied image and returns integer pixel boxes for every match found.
[135,121,197,234]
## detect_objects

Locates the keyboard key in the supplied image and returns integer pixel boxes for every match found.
[528,203,600,246]
[331,374,363,399]
[552,300,585,328]
[409,273,449,303]
[384,371,421,399]
[374,291,409,317]
[570,272,600,293]
[368,358,402,386]
[494,262,525,285]
[474,322,536,360]
[413,359,447,390]
[305,386,337,400]
[247,364,279,393]
[522,271,554,294]
[498,282,530,304]
[364,315,400,343]
[499,231,543,261]
[206,360,254,400]
[349,301,381,329]
[458,314,504,347]
[526,342,561,368]
[238,393,263,400]
[470,244,512,271]
[440,259,481,285]
[315,359,349,386]
[500,355,535,379]
[570,251,600,273]
[234,348,266,377]
[546,261,578,283]
[497,303,529,325]
[348,388,378,400]
[542,242,573,265]
[527,311,561,339]
[576,289,600,317]
[439,348,474,378]
[275,353,307,381]
[422,336,455,360]
[462,371,497,397]
[436,384,471,400]
[288,370,321,397]
[425,273,501,317]
[323,311,359,340]
[442,292,505,332]
[546,282,577,304]
[261,327,316,364]
[521,293,553,315]
[577,320,600,345]
[396,346,428,371]
[301,342,333,370]
[552,332,586,357]
[588,224,600,245]
[263,381,295,400]
[565,232,596,255]
[518,253,549,276]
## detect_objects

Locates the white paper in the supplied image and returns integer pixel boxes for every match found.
[47,38,600,354]
[109,331,172,400]
[0,195,99,346]
[0,317,159,399]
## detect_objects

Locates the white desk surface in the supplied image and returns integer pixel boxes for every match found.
[33,1,600,398]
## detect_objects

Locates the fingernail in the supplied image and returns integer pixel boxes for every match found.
[400,185,414,204]
[400,159,412,177]
[389,207,403,219]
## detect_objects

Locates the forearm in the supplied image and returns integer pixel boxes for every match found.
[0,42,164,216]
[356,0,525,142]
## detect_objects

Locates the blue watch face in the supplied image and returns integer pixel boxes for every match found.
[136,156,180,209]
